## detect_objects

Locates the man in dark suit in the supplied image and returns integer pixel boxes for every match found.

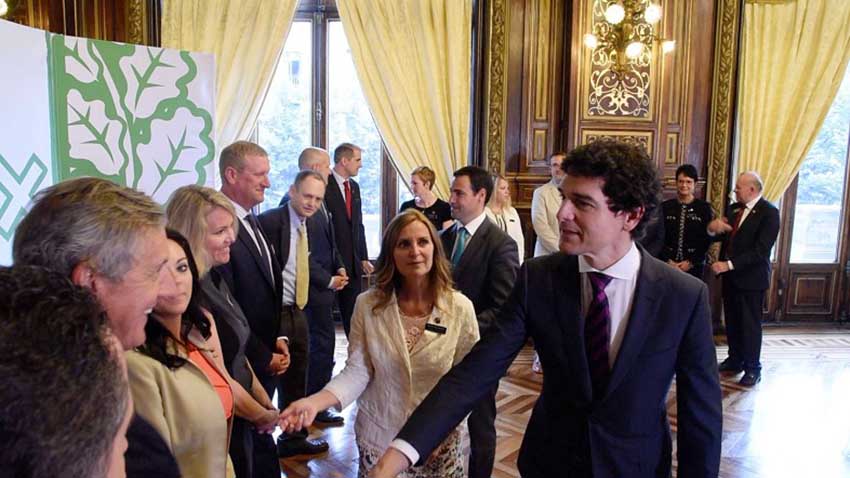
[325,142,373,336]
[277,147,349,425]
[372,140,722,478]
[259,169,335,455]
[709,172,780,386]
[441,166,519,478]
[216,141,321,475]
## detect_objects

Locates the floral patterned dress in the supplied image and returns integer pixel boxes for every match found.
[356,310,466,478]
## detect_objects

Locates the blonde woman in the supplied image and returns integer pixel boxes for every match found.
[280,210,479,478]
[400,166,453,231]
[166,185,280,478]
[485,174,525,265]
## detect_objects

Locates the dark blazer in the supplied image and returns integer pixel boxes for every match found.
[398,249,722,478]
[215,214,283,375]
[261,202,345,308]
[325,174,368,279]
[718,198,781,290]
[441,218,519,334]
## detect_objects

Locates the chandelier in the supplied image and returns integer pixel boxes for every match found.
[583,1,675,78]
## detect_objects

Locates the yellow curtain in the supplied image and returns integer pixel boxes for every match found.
[337,0,471,200]
[737,0,850,202]
[161,0,297,152]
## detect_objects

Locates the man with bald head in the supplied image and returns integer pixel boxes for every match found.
[708,172,780,386]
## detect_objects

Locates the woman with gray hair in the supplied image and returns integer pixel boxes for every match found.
[166,185,280,478]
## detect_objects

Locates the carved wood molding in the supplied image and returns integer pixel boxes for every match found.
[485,0,508,174]
[127,0,146,45]
[706,0,742,216]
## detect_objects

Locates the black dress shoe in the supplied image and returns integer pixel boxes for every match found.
[718,358,744,373]
[314,409,344,425]
[277,437,329,458]
[739,370,762,386]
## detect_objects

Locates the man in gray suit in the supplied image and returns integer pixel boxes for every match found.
[439,166,519,478]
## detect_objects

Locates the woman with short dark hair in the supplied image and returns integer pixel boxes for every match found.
[660,164,714,279]
[400,166,453,231]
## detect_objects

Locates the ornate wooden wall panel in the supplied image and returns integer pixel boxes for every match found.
[5,0,160,46]
[566,0,715,198]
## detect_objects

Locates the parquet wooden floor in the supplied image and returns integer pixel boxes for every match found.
[279,329,850,478]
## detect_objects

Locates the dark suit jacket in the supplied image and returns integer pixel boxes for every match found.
[441,218,519,334]
[262,201,345,308]
[215,214,282,376]
[718,198,780,290]
[398,248,722,478]
[325,174,368,279]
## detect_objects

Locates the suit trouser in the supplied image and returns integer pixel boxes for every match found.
[468,383,499,478]
[277,305,310,442]
[722,280,764,371]
[337,279,362,337]
[306,300,335,395]
[230,416,280,478]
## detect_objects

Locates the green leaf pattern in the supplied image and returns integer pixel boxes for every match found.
[54,36,214,197]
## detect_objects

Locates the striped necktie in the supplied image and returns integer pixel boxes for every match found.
[585,272,613,399]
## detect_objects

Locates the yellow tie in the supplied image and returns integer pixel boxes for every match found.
[296,223,309,310]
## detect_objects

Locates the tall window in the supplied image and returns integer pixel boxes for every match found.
[255,5,390,256]
[789,63,850,263]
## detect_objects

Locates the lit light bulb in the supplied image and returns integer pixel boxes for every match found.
[584,34,599,49]
[625,41,645,59]
[662,40,676,54]
[644,4,662,24]
[604,3,626,25]
[0,0,9,17]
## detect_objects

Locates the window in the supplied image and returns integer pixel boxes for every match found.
[255,4,397,257]
[789,63,850,263]
[257,21,312,210]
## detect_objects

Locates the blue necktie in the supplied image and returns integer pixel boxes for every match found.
[585,272,613,399]
[451,227,469,266]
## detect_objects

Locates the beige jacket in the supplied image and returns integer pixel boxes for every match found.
[486,206,525,264]
[325,289,479,452]
[531,180,562,256]
[127,321,235,478]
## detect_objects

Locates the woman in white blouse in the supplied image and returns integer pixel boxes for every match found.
[486,174,525,264]
[280,210,479,478]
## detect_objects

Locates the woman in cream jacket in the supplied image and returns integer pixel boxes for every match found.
[486,174,525,265]
[281,210,479,478]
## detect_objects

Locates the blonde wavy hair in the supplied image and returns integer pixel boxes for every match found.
[165,185,239,276]
[487,174,512,210]
[371,209,454,313]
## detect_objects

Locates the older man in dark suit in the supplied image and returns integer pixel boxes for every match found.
[372,140,722,478]
[325,143,373,336]
[709,171,780,386]
[440,165,519,478]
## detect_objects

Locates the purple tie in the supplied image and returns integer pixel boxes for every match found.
[585,272,613,399]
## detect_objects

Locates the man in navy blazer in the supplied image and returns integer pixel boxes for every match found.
[372,140,722,478]
[271,147,349,425]
[709,172,780,386]
[325,143,373,336]
[216,141,288,476]
[440,166,519,478]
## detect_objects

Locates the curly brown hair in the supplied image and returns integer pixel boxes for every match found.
[371,210,454,313]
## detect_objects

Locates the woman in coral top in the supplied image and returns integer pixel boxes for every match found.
[127,230,266,478]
